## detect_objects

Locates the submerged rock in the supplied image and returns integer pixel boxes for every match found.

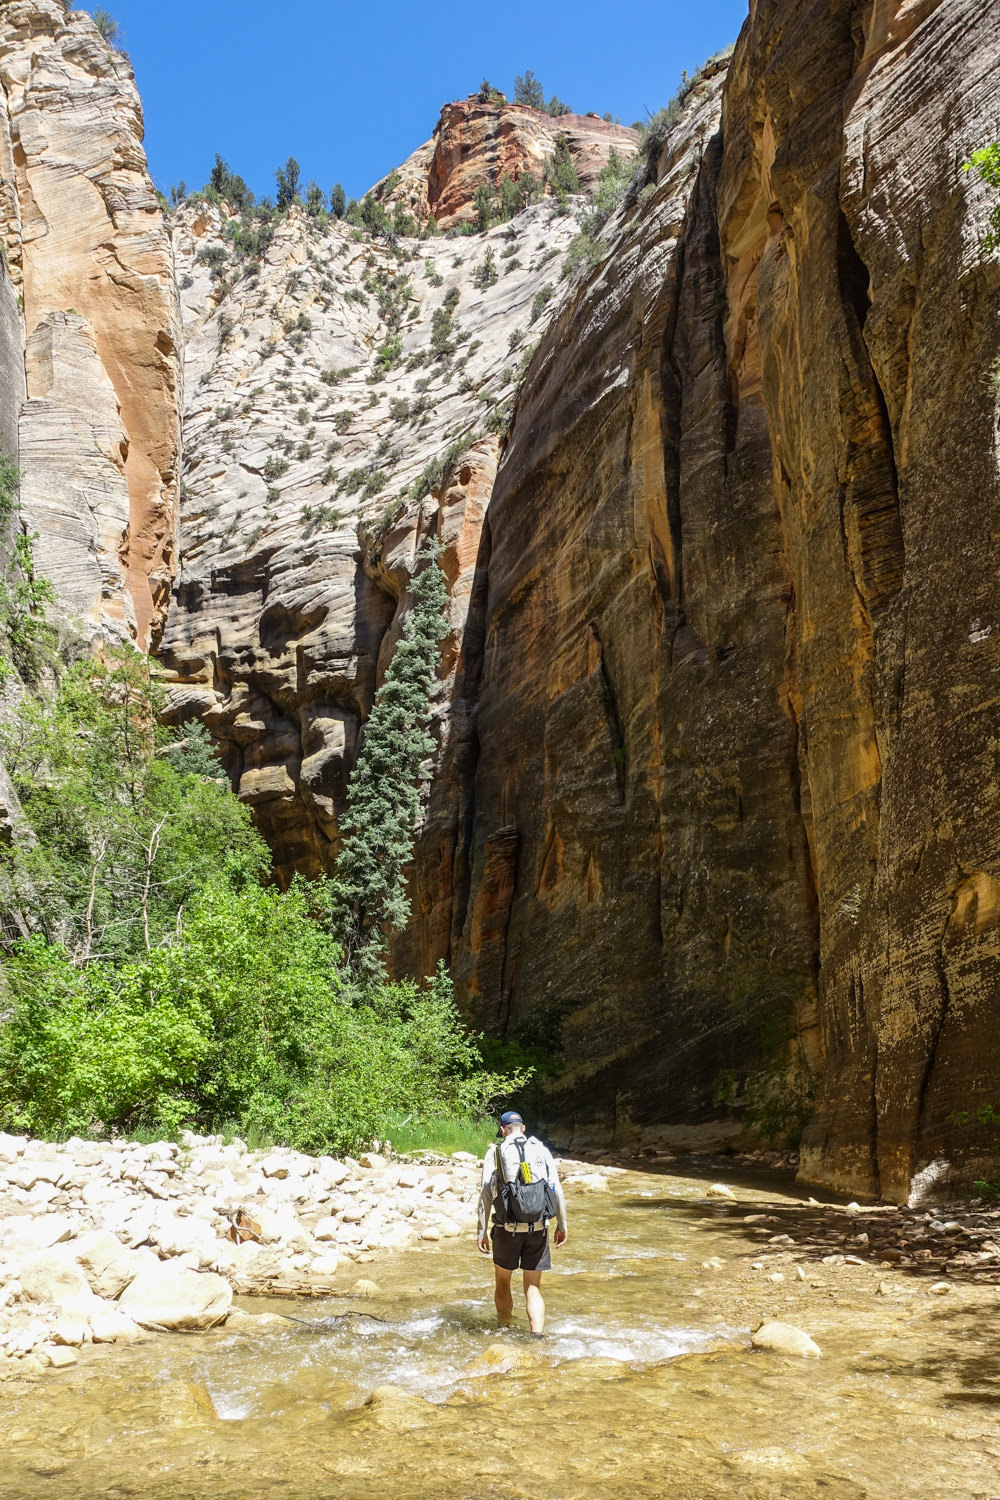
[751,1322,821,1359]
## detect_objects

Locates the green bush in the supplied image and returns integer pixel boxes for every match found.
[0,651,527,1149]
[966,144,1000,254]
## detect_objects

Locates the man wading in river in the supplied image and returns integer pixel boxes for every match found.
[477,1111,568,1334]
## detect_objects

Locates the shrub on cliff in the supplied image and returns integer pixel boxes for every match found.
[0,450,57,687]
[544,134,580,206]
[966,144,1000,254]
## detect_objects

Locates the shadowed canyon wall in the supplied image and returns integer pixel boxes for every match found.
[2,0,998,1203]
[387,0,1000,1200]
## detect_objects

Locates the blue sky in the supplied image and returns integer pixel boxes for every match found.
[98,0,749,204]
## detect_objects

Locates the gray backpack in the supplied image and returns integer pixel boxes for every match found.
[495,1136,557,1226]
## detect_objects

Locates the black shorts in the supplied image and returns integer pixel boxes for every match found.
[491,1225,551,1272]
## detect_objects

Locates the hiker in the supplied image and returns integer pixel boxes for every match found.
[476,1110,568,1334]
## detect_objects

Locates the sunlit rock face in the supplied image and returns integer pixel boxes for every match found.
[157,194,582,882]
[0,0,182,648]
[370,93,639,230]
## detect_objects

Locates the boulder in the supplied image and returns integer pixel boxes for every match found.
[313,1216,339,1241]
[71,1230,141,1298]
[350,1278,381,1298]
[18,1246,92,1308]
[706,1183,737,1200]
[88,1305,144,1343]
[150,1214,220,1264]
[38,1343,78,1368]
[0,1133,26,1164]
[51,1317,89,1347]
[258,1156,290,1179]
[309,1253,341,1279]
[119,1264,232,1331]
[359,1153,386,1170]
[751,1321,821,1358]
[3,1214,74,1249]
[362,1385,432,1428]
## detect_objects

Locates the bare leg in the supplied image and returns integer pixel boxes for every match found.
[493,1265,513,1325]
[523,1270,545,1334]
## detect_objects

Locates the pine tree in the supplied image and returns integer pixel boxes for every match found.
[275,156,301,212]
[331,543,448,977]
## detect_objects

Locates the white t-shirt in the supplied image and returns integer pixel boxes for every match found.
[477,1132,568,1234]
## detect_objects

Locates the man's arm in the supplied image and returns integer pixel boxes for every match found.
[477,1147,497,1239]
[544,1148,568,1238]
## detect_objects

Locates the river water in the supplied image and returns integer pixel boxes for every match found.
[2,1163,998,1499]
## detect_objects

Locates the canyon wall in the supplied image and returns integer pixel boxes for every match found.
[422,0,1000,1200]
[0,0,181,650]
[125,0,1000,1199]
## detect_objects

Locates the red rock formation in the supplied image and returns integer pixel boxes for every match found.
[371,95,638,228]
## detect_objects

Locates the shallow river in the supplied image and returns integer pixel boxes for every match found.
[2,1164,998,1499]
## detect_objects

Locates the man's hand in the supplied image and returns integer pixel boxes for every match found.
[477,1234,491,1255]
[555,1228,568,1247]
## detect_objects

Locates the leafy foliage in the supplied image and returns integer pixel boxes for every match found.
[275,156,301,212]
[966,145,1000,255]
[0,450,57,687]
[0,650,524,1148]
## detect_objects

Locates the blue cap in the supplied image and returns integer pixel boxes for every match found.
[499,1111,524,1127]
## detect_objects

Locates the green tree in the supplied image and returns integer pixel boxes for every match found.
[545,133,581,201]
[513,70,545,109]
[305,180,325,217]
[0,450,57,687]
[473,181,495,233]
[966,144,1000,254]
[546,95,571,117]
[0,651,261,962]
[330,182,346,218]
[275,156,301,212]
[330,544,448,976]
[208,154,254,213]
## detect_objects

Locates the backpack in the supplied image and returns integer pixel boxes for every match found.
[494,1136,557,1227]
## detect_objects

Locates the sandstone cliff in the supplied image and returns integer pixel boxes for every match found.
[371,93,638,228]
[153,0,1000,1201]
[158,195,581,879]
[0,0,181,649]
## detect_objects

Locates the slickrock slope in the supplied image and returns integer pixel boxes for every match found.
[0,0,181,648]
[371,93,638,229]
[158,199,580,878]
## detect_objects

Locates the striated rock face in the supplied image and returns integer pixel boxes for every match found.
[0,0,181,648]
[423,0,1000,1200]
[371,95,638,228]
[158,198,580,881]
[160,0,1000,1201]
[716,0,1000,1200]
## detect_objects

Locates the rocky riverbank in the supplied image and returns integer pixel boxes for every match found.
[0,1130,613,1375]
